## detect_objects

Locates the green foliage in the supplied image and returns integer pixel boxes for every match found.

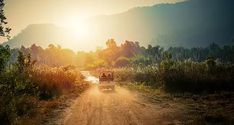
[0,49,86,124]
[160,52,174,71]
[114,59,234,93]
[0,0,11,38]
[114,65,160,87]
[0,51,39,124]
[1,38,234,124]
[160,60,234,93]
[205,57,216,73]
[16,51,36,73]
[14,44,77,67]
[114,56,130,67]
[98,39,143,67]
[130,55,152,66]
[0,45,10,72]
[7,40,234,70]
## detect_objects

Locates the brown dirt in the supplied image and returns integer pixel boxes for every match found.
[46,72,234,125]
[53,86,185,125]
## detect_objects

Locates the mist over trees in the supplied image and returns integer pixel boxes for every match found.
[4,39,234,69]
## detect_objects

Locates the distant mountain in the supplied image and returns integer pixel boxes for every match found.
[2,0,234,50]
[2,24,83,49]
[89,0,234,47]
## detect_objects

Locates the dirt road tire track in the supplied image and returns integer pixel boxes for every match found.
[60,86,183,125]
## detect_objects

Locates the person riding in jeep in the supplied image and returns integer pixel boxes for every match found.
[99,71,115,91]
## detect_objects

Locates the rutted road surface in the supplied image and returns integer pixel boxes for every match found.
[59,72,184,125]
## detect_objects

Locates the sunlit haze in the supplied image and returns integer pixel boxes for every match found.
[3,0,184,50]
[1,1,234,124]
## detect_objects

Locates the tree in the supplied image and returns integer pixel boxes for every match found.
[98,39,120,66]
[146,45,163,62]
[114,57,130,67]
[120,41,142,58]
[205,57,216,73]
[160,52,174,71]
[17,51,35,73]
[0,45,10,72]
[0,0,11,39]
[106,38,117,49]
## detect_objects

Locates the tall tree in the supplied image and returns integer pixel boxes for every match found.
[0,0,11,39]
[0,45,10,72]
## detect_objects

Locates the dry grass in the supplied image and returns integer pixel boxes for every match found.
[31,65,85,99]
[0,64,89,125]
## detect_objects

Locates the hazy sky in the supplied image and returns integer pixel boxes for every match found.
[4,0,182,36]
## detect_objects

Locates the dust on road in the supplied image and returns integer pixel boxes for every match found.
[62,86,183,125]
[58,72,184,125]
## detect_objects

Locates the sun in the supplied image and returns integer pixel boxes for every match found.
[58,16,90,38]
[54,15,98,50]
[69,20,89,37]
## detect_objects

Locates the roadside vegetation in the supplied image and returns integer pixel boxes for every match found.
[88,39,234,124]
[1,39,234,124]
[0,45,88,124]
[1,40,234,124]
[114,59,234,93]
[0,0,233,124]
[112,58,234,124]
[12,39,234,94]
[83,39,234,93]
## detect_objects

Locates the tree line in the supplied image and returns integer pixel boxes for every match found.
[4,39,233,69]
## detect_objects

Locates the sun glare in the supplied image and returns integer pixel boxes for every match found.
[54,15,98,50]
[59,16,91,38]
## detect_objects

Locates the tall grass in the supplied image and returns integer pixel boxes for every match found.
[114,59,234,93]
[0,52,87,124]
[31,65,85,99]
[114,64,160,87]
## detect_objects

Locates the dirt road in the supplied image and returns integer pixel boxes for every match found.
[55,72,185,125]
